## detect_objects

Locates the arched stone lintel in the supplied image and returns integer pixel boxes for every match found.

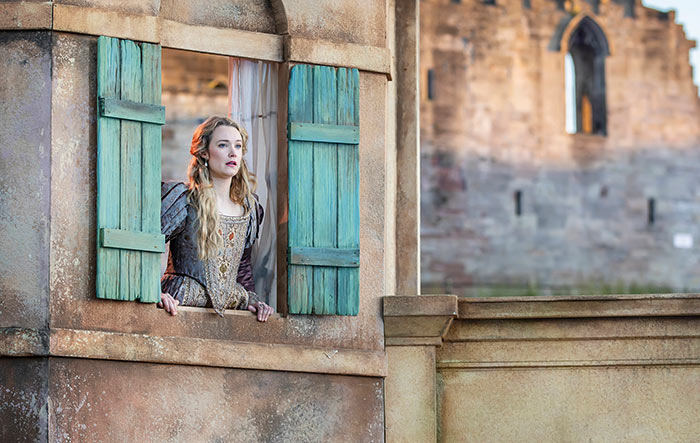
[549,13,612,56]
[269,0,288,35]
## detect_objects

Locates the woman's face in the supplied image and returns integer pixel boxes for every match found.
[204,125,243,179]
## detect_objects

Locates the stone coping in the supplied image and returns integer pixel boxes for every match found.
[382,294,700,320]
[458,293,700,319]
[383,294,700,345]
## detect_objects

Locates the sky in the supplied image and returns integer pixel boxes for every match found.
[643,0,700,94]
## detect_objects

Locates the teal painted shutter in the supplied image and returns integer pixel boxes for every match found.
[288,64,360,316]
[96,36,165,303]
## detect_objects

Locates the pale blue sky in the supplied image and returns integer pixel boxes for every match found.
[643,0,700,94]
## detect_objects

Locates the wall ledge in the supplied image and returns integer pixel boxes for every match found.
[0,327,386,377]
[384,295,458,344]
[458,294,700,319]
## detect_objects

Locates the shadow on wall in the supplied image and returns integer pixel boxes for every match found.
[420,146,700,296]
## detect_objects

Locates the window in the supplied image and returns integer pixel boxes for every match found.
[95,37,359,315]
[159,49,279,307]
[427,69,435,101]
[566,17,609,136]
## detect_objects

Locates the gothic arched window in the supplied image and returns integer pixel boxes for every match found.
[565,17,610,136]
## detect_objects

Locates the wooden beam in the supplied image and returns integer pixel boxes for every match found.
[287,37,392,79]
[159,19,283,62]
[12,4,392,75]
[0,1,52,30]
[52,5,284,61]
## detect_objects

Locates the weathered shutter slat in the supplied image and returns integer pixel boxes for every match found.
[288,64,314,314]
[312,65,339,315]
[336,68,360,316]
[96,36,164,302]
[287,64,360,316]
[99,98,166,125]
[101,229,165,253]
[140,43,163,303]
[288,122,359,144]
[289,247,359,267]
[96,36,121,300]
[119,40,143,302]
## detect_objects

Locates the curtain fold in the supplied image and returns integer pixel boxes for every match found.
[229,58,278,307]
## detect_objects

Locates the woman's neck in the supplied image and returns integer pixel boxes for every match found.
[210,175,233,201]
[210,175,243,216]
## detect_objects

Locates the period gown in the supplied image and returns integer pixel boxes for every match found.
[160,182,263,316]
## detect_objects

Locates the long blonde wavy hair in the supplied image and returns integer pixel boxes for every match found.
[187,116,257,259]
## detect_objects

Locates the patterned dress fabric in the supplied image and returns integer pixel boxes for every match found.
[161,213,261,316]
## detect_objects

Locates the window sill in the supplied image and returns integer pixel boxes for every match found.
[0,326,387,378]
[168,305,283,320]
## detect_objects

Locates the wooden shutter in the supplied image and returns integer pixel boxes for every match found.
[287,64,360,316]
[96,36,165,302]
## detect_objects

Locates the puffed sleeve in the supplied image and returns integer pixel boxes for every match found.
[161,181,189,242]
[236,195,265,293]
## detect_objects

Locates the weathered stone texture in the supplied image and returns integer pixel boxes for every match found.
[48,358,384,442]
[53,0,161,16]
[282,0,386,47]
[437,312,700,442]
[0,32,51,329]
[420,0,700,295]
[438,365,700,442]
[0,358,48,442]
[53,0,276,33]
[159,0,276,33]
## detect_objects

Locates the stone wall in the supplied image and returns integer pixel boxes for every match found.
[420,0,700,295]
[384,294,700,443]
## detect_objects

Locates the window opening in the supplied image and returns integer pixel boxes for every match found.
[565,53,576,134]
[160,49,279,308]
[514,190,523,216]
[648,198,655,225]
[566,17,609,135]
[581,94,593,134]
[427,69,435,100]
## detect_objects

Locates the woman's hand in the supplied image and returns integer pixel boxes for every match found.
[248,301,274,322]
[157,292,179,316]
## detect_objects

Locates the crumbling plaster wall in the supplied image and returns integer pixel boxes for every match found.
[0,32,52,330]
[48,358,384,442]
[420,0,700,294]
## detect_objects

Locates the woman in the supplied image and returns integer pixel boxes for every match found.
[158,116,274,322]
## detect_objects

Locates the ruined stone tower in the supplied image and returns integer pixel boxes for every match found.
[420,0,700,295]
